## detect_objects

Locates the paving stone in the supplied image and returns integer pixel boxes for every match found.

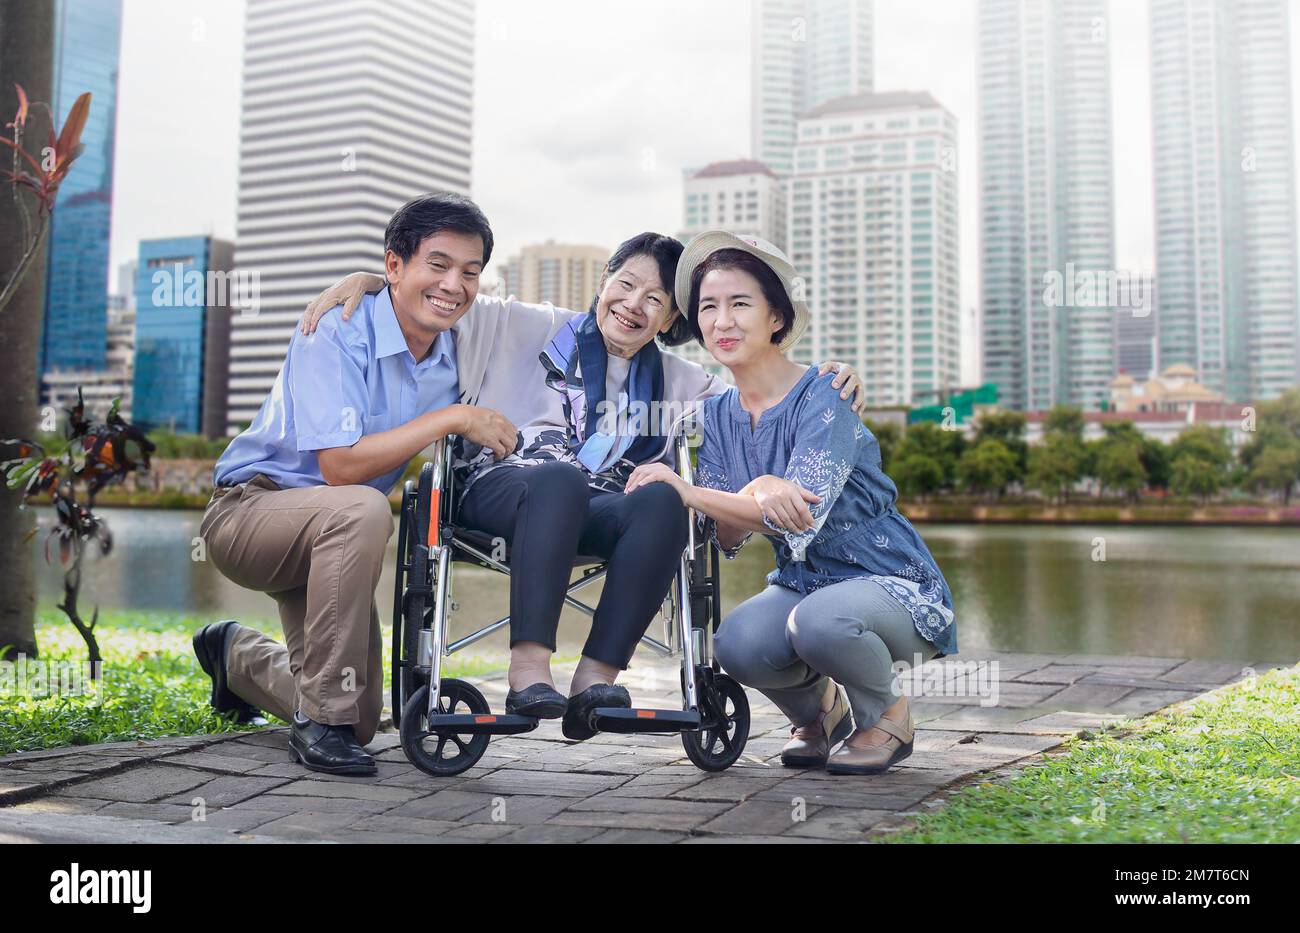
[668,773,789,802]
[582,828,690,844]
[454,768,628,798]
[694,799,810,836]
[383,788,505,822]
[1160,660,1253,685]
[163,774,292,808]
[681,833,825,844]
[440,822,518,841]
[925,707,1041,730]
[1013,711,1128,734]
[164,751,271,774]
[786,808,896,840]
[459,794,573,826]
[1011,664,1099,685]
[4,796,111,815]
[58,765,213,803]
[348,814,460,836]
[246,811,364,837]
[1037,682,1135,710]
[490,824,606,844]
[0,769,88,787]
[1059,654,1184,672]
[552,794,729,832]
[221,795,397,816]
[3,753,136,774]
[1105,688,1206,717]
[99,801,197,823]
[220,741,296,764]
[265,779,425,803]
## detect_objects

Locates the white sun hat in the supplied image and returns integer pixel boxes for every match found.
[674,230,810,352]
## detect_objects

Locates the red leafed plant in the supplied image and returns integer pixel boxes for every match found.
[0,84,92,313]
[1,390,155,675]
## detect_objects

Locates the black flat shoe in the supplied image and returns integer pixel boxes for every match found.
[289,711,377,776]
[505,682,568,719]
[192,620,265,725]
[562,683,631,741]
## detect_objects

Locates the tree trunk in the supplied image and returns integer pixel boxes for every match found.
[0,0,55,660]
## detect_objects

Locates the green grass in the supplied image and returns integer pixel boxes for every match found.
[0,609,505,757]
[886,664,1300,843]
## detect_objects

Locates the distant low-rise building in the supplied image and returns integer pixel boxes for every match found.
[1107,364,1224,415]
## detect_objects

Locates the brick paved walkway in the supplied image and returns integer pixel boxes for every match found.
[0,650,1288,843]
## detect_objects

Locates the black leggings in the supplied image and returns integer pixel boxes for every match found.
[458,462,689,668]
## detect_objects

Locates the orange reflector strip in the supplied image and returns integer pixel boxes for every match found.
[636,710,656,718]
[428,488,441,547]
[474,715,497,724]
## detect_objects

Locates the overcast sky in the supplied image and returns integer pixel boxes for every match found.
[109,0,1300,384]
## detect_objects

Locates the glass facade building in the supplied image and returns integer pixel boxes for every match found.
[40,0,123,375]
[133,236,234,436]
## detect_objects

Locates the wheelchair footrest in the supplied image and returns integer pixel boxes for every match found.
[591,707,701,734]
[426,712,538,735]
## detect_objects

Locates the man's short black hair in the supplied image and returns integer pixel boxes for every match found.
[385,192,494,266]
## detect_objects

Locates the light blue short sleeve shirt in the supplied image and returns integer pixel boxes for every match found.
[213,286,459,494]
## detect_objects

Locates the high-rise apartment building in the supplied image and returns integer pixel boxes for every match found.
[789,91,961,407]
[227,0,475,432]
[498,241,608,312]
[40,0,123,376]
[1150,0,1298,401]
[978,0,1115,411]
[751,0,874,176]
[681,160,786,250]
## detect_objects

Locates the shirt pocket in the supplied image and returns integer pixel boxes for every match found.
[365,405,396,435]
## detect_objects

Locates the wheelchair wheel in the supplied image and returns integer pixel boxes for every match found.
[400,679,491,777]
[682,673,749,772]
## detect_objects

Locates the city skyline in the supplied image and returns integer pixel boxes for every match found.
[104,0,1300,396]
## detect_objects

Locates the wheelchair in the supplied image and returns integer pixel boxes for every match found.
[390,430,750,777]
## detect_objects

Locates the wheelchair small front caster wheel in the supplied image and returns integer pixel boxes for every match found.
[682,673,750,772]
[400,679,491,777]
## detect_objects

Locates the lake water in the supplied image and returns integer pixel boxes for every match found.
[30,508,1300,664]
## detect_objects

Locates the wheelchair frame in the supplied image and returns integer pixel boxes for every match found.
[390,430,750,776]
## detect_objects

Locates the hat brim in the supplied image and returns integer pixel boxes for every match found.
[675,231,809,353]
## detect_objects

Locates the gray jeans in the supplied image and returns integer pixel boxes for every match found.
[714,579,939,731]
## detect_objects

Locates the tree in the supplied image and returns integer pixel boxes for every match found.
[0,0,55,660]
[891,454,944,501]
[1028,433,1086,504]
[1245,444,1300,504]
[973,410,1028,485]
[956,438,1017,499]
[863,418,900,474]
[1092,439,1146,502]
[1168,424,1233,504]
[890,421,966,490]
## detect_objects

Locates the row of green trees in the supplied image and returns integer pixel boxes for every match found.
[868,388,1300,504]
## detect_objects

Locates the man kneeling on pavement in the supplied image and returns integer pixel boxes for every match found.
[194,193,515,775]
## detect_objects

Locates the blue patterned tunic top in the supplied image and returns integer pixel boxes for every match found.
[696,365,957,656]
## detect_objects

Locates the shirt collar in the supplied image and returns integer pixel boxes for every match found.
[374,286,453,366]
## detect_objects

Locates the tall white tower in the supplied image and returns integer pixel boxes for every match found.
[226,0,475,432]
[1150,0,1298,402]
[978,0,1116,412]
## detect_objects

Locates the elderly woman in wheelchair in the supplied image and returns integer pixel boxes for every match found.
[305,232,864,775]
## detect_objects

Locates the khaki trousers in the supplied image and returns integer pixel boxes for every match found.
[199,474,394,745]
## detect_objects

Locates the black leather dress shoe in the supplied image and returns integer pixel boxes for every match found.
[505,682,568,719]
[192,620,265,725]
[289,712,377,775]
[562,683,631,741]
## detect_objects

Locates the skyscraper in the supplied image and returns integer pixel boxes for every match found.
[978,0,1116,412]
[751,0,874,176]
[227,0,475,433]
[790,91,961,407]
[1149,0,1298,402]
[40,0,123,375]
[133,236,235,437]
[681,160,787,250]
